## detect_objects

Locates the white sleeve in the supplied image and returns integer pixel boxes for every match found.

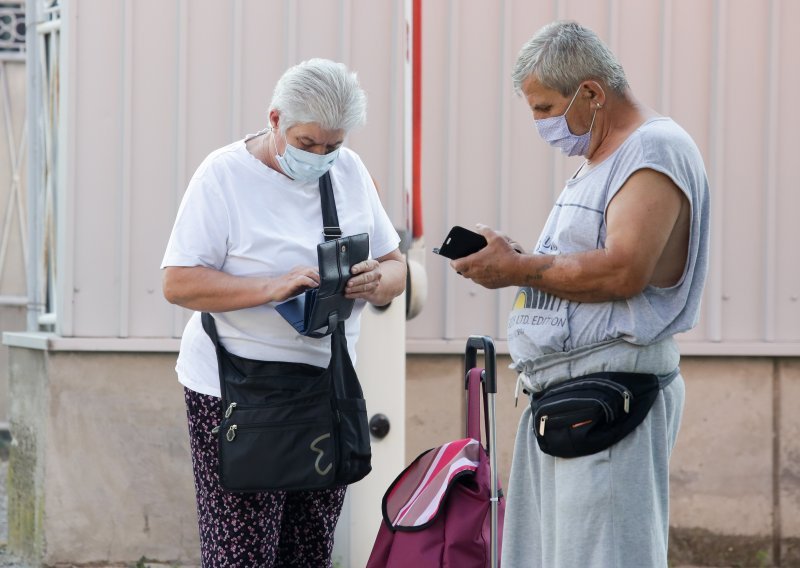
[160,166,230,270]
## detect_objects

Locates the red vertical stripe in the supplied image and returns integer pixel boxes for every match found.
[412,0,423,239]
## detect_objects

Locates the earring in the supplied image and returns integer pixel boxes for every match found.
[596,103,602,109]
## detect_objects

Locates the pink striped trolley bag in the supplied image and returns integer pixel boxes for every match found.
[367,336,504,568]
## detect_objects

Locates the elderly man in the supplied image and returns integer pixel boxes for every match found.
[451,21,710,567]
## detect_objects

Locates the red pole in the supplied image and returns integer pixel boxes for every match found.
[412,0,423,239]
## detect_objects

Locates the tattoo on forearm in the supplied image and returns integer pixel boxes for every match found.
[527,257,554,282]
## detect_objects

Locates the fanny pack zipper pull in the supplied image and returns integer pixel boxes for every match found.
[226,424,238,442]
[623,392,631,413]
[538,415,548,436]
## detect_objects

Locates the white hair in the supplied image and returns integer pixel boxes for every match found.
[269,58,367,134]
[512,21,628,97]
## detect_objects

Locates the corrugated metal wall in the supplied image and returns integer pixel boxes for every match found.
[43,0,799,355]
[52,0,407,339]
[406,0,800,355]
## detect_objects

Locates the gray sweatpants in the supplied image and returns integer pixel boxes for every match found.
[501,375,685,568]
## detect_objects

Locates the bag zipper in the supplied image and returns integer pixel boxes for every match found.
[212,398,330,436]
[536,396,614,437]
[543,379,632,413]
[224,417,328,442]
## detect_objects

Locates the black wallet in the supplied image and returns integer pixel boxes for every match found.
[276,233,369,338]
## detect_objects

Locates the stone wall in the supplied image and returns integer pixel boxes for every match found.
[7,347,198,566]
[7,346,799,566]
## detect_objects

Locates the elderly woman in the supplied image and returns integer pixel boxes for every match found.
[161,59,405,567]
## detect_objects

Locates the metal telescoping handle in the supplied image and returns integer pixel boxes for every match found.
[465,335,496,392]
[488,390,498,568]
[464,335,499,568]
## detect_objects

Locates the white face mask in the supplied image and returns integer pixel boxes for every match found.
[534,87,598,157]
[275,135,340,182]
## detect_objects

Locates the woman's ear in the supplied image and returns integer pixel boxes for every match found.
[268,109,280,130]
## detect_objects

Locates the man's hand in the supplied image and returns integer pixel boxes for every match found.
[450,224,525,289]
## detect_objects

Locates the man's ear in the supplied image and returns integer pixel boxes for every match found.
[582,81,607,109]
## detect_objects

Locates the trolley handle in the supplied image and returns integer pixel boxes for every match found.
[465,335,497,393]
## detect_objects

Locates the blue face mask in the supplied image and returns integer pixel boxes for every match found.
[534,87,598,157]
[275,135,340,182]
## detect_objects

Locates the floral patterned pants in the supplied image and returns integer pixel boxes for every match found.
[184,387,347,568]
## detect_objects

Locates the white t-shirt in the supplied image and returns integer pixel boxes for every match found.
[161,138,401,397]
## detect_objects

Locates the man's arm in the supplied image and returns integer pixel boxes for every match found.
[451,169,689,303]
[162,265,320,312]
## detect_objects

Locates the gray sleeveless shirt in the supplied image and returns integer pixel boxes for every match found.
[508,117,710,378]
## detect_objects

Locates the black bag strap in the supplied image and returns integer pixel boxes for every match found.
[330,321,363,398]
[201,311,220,347]
[319,171,346,339]
[319,172,342,241]
[200,311,231,408]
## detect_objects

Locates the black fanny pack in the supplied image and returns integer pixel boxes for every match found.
[530,371,660,458]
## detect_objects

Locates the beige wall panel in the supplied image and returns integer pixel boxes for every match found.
[292,1,342,62]
[670,358,774,536]
[666,0,715,344]
[616,0,661,109]
[719,2,769,341]
[237,1,286,136]
[346,0,404,223]
[128,0,181,338]
[667,0,714,155]
[183,1,235,175]
[70,0,126,336]
[774,1,800,342]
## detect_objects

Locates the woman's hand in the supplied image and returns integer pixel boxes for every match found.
[345,259,383,300]
[345,249,406,306]
[267,266,320,303]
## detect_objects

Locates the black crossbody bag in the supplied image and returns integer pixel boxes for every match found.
[202,172,372,491]
[530,371,660,458]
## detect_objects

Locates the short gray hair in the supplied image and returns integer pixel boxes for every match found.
[511,21,628,97]
[270,58,367,134]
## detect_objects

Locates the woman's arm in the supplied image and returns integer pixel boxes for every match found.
[162,265,320,312]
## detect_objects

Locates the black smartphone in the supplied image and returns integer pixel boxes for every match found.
[432,226,488,260]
